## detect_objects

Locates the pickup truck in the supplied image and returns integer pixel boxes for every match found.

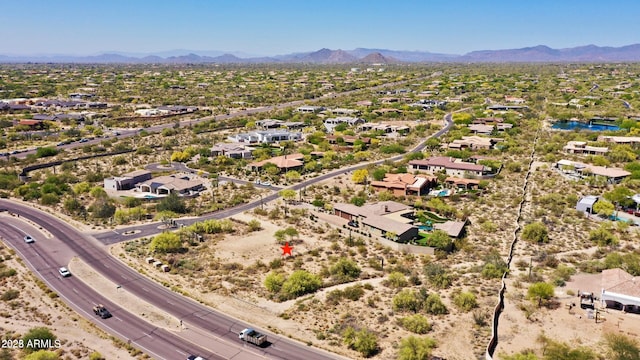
[93,304,112,319]
[239,328,267,346]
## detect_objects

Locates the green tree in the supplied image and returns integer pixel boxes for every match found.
[279,189,297,203]
[453,291,477,312]
[149,232,182,253]
[157,192,187,213]
[280,270,322,299]
[521,222,549,243]
[593,199,615,217]
[264,272,285,293]
[426,230,452,251]
[397,336,437,360]
[527,282,554,307]
[89,198,115,219]
[352,169,369,184]
[22,327,57,354]
[35,147,58,158]
[285,170,301,182]
[539,336,597,360]
[329,258,361,282]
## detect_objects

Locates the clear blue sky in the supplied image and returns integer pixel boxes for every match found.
[1,0,639,56]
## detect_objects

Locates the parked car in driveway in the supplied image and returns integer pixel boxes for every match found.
[24,235,35,243]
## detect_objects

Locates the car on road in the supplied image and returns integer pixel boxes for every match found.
[260,181,271,186]
[93,304,112,319]
[187,356,205,360]
[79,138,89,143]
[24,235,35,243]
[58,267,71,277]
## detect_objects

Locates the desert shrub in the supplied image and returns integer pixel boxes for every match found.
[393,289,421,313]
[343,327,379,358]
[329,258,361,283]
[384,271,408,288]
[453,291,477,312]
[397,336,437,360]
[423,293,448,315]
[399,314,431,334]
[1,289,19,301]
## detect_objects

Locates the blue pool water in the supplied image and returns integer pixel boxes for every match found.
[419,225,433,231]
[552,121,619,131]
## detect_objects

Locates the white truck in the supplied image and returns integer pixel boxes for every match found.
[239,328,267,346]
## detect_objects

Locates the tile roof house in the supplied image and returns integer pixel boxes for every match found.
[296,105,325,113]
[370,173,437,196]
[249,153,305,171]
[468,123,513,134]
[409,157,488,178]
[433,221,467,238]
[601,268,640,310]
[333,201,418,243]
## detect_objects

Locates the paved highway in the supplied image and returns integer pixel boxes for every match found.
[0,203,344,360]
[0,214,223,360]
[94,112,453,244]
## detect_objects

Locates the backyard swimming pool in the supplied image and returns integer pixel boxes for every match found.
[552,121,619,131]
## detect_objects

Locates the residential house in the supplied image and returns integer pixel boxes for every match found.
[296,105,325,113]
[487,104,529,111]
[601,268,640,312]
[597,136,640,146]
[104,170,153,191]
[137,174,204,196]
[370,173,437,196]
[329,108,361,116]
[433,220,467,238]
[255,119,283,129]
[555,159,631,184]
[409,157,488,178]
[249,153,305,172]
[505,96,526,104]
[210,143,254,159]
[323,117,365,133]
[333,201,418,243]
[447,136,498,150]
[563,141,608,156]
[229,130,302,144]
[444,177,482,190]
[359,123,410,134]
[575,195,599,214]
[17,119,44,129]
[326,135,371,146]
[468,123,513,134]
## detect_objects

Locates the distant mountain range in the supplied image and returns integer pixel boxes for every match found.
[3,44,640,64]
